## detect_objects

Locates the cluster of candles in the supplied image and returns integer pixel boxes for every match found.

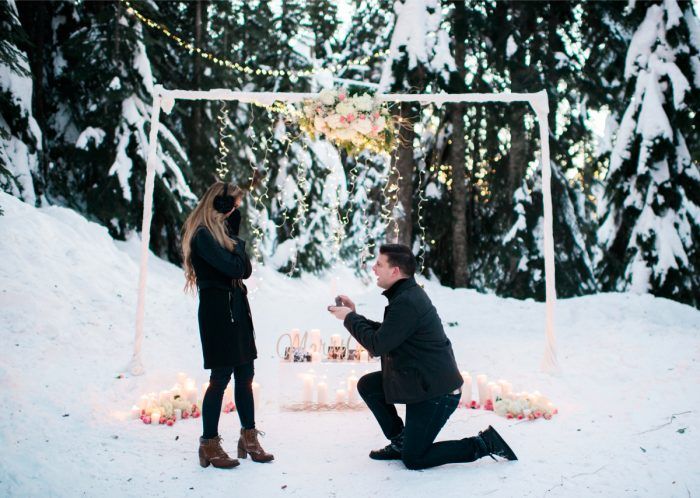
[130,372,261,426]
[284,328,371,362]
[459,372,557,420]
[294,370,362,409]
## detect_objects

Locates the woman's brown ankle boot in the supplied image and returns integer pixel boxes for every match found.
[237,428,274,462]
[199,436,240,468]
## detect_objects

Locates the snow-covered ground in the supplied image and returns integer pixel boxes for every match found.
[1,191,699,497]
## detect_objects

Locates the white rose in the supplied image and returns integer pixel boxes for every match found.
[352,118,372,134]
[335,102,355,116]
[325,114,343,129]
[313,115,327,132]
[352,94,374,112]
[319,89,337,106]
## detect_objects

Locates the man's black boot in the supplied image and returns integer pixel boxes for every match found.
[369,431,403,460]
[478,426,518,461]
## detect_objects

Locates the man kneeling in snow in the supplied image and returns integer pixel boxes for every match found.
[328,243,517,470]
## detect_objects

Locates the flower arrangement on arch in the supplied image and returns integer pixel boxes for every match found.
[297,88,396,156]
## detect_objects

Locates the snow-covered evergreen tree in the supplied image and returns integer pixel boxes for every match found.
[0,0,41,205]
[464,2,598,299]
[45,1,196,262]
[597,1,700,306]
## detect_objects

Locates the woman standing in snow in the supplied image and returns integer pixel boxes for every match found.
[181,181,274,469]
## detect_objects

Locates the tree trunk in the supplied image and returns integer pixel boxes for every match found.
[449,0,468,287]
[390,101,416,247]
[16,1,51,190]
[193,1,204,160]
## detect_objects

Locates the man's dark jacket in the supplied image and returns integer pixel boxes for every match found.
[343,277,463,404]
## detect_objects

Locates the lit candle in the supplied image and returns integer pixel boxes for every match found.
[309,329,322,353]
[252,382,261,408]
[460,371,472,406]
[138,395,149,410]
[221,386,233,412]
[360,350,369,362]
[151,409,161,425]
[335,389,347,406]
[347,374,359,405]
[497,379,512,397]
[487,382,498,403]
[311,351,321,363]
[490,384,502,403]
[302,374,314,405]
[174,408,182,420]
[290,328,301,348]
[184,379,197,404]
[331,334,341,347]
[130,405,141,419]
[317,381,328,406]
[476,374,488,405]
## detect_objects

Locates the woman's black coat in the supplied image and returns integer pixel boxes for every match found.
[191,225,257,369]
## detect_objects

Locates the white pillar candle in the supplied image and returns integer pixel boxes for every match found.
[487,382,498,403]
[221,386,232,411]
[151,410,161,425]
[131,405,141,419]
[302,374,314,405]
[311,351,321,363]
[497,380,512,397]
[347,375,359,405]
[252,382,261,408]
[360,350,369,362]
[489,382,502,405]
[476,374,488,405]
[330,334,342,347]
[138,395,149,410]
[290,328,301,348]
[316,381,328,406]
[309,329,322,353]
[184,380,197,404]
[335,389,346,406]
[460,371,472,405]
[174,408,182,420]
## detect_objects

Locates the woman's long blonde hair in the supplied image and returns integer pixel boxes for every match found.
[181,181,244,293]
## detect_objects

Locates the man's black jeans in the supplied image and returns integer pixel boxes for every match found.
[201,363,255,439]
[357,371,486,470]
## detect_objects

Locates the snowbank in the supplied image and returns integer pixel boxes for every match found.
[0,192,698,497]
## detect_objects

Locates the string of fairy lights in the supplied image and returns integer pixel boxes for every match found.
[128,0,438,275]
[121,0,389,80]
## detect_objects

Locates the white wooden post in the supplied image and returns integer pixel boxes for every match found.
[530,90,559,373]
[127,84,163,376]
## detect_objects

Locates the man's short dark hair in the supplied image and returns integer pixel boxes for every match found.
[379,244,416,276]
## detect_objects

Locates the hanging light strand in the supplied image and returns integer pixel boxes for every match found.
[216,102,233,180]
[121,0,388,80]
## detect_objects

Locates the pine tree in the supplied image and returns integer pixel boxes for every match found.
[464,2,598,299]
[597,0,700,307]
[41,1,196,262]
[378,0,455,247]
[0,0,41,205]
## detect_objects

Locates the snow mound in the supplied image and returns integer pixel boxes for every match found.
[1,192,698,497]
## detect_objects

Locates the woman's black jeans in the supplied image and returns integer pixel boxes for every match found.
[201,363,255,439]
[357,371,487,470]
